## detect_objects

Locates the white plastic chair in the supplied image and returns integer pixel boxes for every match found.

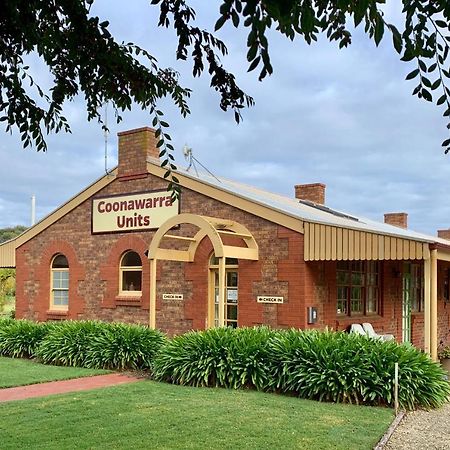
[350,323,366,336]
[362,323,394,341]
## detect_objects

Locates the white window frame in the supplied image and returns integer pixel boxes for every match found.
[119,251,143,296]
[50,254,69,311]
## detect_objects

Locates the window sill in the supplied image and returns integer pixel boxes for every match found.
[336,313,383,321]
[115,295,142,307]
[46,310,68,320]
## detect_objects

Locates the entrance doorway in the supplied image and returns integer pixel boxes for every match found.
[209,255,238,328]
[402,263,412,343]
[402,262,424,343]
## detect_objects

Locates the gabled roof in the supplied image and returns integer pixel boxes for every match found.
[0,170,117,267]
[147,159,450,246]
[1,157,449,268]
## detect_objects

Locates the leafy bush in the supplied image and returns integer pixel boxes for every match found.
[37,320,106,367]
[0,319,57,358]
[37,320,166,370]
[153,327,450,410]
[268,329,450,409]
[153,326,273,389]
[84,322,167,370]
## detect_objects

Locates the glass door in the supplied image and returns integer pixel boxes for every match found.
[402,263,412,343]
[209,255,238,328]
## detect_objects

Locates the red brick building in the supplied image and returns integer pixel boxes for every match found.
[1,127,450,359]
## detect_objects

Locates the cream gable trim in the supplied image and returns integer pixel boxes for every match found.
[0,170,117,268]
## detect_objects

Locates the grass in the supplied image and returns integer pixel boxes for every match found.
[0,357,110,388]
[0,380,394,449]
[0,295,14,318]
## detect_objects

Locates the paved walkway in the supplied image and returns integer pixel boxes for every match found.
[0,373,141,403]
[385,402,450,449]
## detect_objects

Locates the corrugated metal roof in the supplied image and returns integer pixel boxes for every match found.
[1,158,449,270]
[168,162,450,246]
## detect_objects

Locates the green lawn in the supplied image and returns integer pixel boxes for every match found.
[0,380,393,449]
[0,357,110,388]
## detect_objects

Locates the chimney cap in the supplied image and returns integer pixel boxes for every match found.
[117,126,155,137]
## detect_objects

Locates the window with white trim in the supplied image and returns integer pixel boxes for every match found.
[51,254,69,310]
[119,251,142,295]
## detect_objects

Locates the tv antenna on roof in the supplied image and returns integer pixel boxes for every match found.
[103,103,113,176]
[183,144,221,182]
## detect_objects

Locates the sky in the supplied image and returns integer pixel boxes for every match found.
[0,2,449,236]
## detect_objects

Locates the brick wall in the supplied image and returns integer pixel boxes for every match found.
[15,168,450,345]
[16,171,308,335]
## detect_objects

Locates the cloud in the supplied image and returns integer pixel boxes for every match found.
[0,1,449,237]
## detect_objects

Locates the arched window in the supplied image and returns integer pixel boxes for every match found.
[51,254,69,310]
[119,251,142,295]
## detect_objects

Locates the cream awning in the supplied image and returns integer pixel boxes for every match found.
[304,222,430,261]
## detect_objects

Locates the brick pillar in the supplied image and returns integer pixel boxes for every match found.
[384,213,408,229]
[437,229,450,240]
[294,183,326,205]
[117,127,159,178]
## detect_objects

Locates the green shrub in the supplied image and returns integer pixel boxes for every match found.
[37,320,107,367]
[268,329,450,410]
[152,327,273,389]
[153,327,449,410]
[37,320,166,370]
[84,322,166,370]
[0,319,56,358]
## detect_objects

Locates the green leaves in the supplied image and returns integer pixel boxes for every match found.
[406,69,420,80]
[152,326,450,410]
[3,0,450,157]
[35,320,166,370]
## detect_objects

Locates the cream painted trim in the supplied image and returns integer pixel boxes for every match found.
[147,213,259,329]
[50,256,69,312]
[424,258,431,355]
[148,213,259,262]
[430,249,438,361]
[149,258,157,329]
[0,170,117,268]
[147,162,304,233]
[218,257,225,327]
[436,250,450,262]
[304,222,431,261]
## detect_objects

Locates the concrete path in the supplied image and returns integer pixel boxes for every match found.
[0,373,141,403]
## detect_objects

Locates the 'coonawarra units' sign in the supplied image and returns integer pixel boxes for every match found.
[92,190,179,233]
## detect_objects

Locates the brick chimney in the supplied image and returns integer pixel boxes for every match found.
[294,183,326,205]
[117,127,159,178]
[438,229,450,240]
[384,212,408,229]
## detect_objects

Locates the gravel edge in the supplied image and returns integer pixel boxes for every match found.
[373,410,406,450]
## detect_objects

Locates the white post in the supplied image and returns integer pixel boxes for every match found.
[424,258,431,355]
[149,258,157,329]
[218,256,225,327]
[394,362,399,415]
[31,195,36,226]
[430,249,438,361]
